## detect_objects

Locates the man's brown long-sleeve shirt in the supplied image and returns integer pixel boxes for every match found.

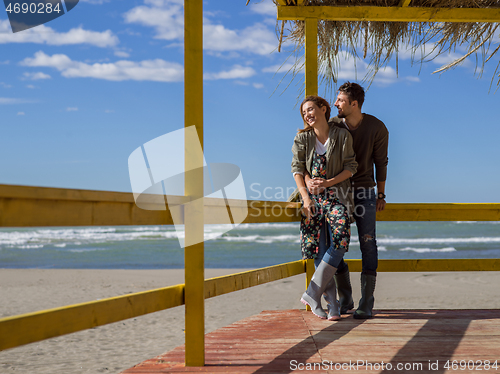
[330,114,389,189]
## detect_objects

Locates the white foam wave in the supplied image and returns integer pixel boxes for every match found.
[0,226,179,248]
[399,247,456,253]
[221,234,299,243]
[68,247,110,253]
[454,221,500,224]
[378,237,500,245]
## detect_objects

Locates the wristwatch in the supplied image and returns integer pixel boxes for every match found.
[377,192,386,200]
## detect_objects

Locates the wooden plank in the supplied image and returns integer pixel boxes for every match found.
[2,184,499,226]
[184,0,205,365]
[204,260,306,298]
[305,18,318,97]
[377,203,500,221]
[0,261,306,351]
[277,5,500,23]
[346,258,500,272]
[0,284,184,351]
[121,309,500,373]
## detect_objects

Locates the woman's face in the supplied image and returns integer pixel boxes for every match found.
[302,101,326,127]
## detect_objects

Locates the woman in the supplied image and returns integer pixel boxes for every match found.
[291,95,357,320]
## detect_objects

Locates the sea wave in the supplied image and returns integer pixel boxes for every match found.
[220,234,300,244]
[378,237,500,245]
[0,227,180,248]
[454,221,500,224]
[68,247,111,253]
[399,247,456,253]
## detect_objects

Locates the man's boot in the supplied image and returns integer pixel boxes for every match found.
[335,265,354,314]
[353,273,376,319]
[301,260,337,319]
[323,277,341,321]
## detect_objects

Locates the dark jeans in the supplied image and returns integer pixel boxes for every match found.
[337,187,378,275]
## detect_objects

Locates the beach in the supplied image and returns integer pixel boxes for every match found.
[1,269,500,373]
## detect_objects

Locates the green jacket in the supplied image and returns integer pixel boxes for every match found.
[290,124,358,218]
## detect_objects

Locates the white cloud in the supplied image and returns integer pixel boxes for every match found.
[124,0,277,55]
[0,97,36,104]
[23,72,51,80]
[248,0,276,16]
[204,65,256,80]
[0,20,118,47]
[114,50,131,58]
[21,51,184,82]
[332,54,420,85]
[123,0,184,40]
[17,111,25,115]
[253,83,264,89]
[67,107,78,111]
[0,82,12,88]
[203,22,276,55]
[262,62,297,73]
[21,51,256,82]
[105,109,114,113]
[80,0,109,3]
[26,85,37,89]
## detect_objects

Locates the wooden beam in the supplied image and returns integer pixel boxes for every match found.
[376,203,500,221]
[0,261,306,351]
[277,5,500,23]
[304,18,318,97]
[346,259,500,272]
[1,185,500,226]
[204,260,306,298]
[0,284,184,351]
[184,0,205,366]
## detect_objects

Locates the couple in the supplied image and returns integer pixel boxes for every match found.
[291,82,389,321]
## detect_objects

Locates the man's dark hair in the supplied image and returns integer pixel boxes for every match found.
[338,82,365,109]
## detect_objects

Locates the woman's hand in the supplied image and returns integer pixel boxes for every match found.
[306,177,329,194]
[301,197,316,220]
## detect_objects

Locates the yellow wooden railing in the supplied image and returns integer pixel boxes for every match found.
[1,184,500,353]
[0,260,305,351]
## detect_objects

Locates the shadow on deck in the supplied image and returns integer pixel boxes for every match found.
[121,309,500,373]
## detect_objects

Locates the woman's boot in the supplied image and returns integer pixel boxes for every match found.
[353,273,376,319]
[335,265,354,314]
[323,277,341,321]
[301,260,337,319]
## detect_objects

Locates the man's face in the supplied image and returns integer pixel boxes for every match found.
[334,92,354,118]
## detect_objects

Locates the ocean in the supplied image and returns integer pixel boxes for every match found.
[1,222,500,269]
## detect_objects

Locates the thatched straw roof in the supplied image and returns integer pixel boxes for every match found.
[253,0,500,91]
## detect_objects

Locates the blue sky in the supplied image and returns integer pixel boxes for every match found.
[1,0,499,203]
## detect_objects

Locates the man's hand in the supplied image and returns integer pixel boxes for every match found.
[302,197,316,220]
[376,198,386,212]
[306,177,328,195]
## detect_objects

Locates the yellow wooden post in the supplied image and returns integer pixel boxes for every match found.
[305,258,315,288]
[304,18,318,97]
[184,0,205,367]
[303,17,318,311]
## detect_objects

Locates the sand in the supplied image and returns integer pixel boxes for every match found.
[1,268,500,373]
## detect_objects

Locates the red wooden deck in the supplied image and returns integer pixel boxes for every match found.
[122,309,500,373]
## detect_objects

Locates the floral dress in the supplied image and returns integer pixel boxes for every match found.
[301,151,350,260]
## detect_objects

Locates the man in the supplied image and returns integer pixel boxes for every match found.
[307,82,388,319]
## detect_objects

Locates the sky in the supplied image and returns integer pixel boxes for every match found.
[1,0,499,204]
